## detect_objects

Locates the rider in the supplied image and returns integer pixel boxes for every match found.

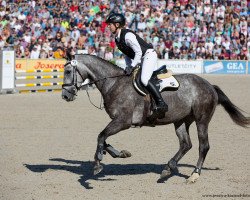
[106,12,168,117]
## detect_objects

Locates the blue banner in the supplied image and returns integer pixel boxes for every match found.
[203,61,247,74]
[248,62,250,74]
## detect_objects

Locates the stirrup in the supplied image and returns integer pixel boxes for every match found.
[150,107,166,119]
[155,103,168,118]
[146,105,167,124]
[156,102,168,111]
[155,109,166,119]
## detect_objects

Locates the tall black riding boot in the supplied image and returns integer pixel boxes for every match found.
[146,80,168,118]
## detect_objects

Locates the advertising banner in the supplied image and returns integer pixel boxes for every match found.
[115,59,203,73]
[203,61,247,74]
[16,59,66,71]
[157,60,203,74]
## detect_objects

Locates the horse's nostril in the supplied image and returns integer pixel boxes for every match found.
[62,95,68,100]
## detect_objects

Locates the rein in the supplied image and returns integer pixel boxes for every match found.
[83,74,126,110]
[85,88,104,110]
[84,74,126,86]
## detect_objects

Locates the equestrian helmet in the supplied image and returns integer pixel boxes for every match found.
[106,13,125,26]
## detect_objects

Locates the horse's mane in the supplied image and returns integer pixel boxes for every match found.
[76,54,123,72]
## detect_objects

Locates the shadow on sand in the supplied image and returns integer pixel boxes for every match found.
[24,158,221,189]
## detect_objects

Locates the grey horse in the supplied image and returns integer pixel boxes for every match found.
[62,55,250,183]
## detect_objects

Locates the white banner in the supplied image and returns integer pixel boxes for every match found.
[1,50,15,90]
[116,59,203,74]
[158,60,203,74]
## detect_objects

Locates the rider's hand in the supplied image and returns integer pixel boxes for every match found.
[124,67,133,76]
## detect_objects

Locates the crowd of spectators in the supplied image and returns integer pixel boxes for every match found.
[0,0,249,61]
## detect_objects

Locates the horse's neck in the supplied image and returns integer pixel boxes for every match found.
[83,56,123,95]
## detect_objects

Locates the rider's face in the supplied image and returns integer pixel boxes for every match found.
[108,23,118,34]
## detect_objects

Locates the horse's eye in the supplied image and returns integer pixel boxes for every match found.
[65,70,71,75]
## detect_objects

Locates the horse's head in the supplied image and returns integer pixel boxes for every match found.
[62,60,89,101]
[62,55,126,101]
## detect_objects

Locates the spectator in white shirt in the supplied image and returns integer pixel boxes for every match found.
[23,32,31,43]
[70,26,80,42]
[214,33,222,46]
[13,21,22,31]
[88,27,96,37]
[0,7,6,17]
[205,39,214,53]
[204,4,211,15]
[1,0,6,8]
[222,38,231,50]
[216,4,225,18]
[30,46,40,59]
[137,18,146,31]
[18,11,26,21]
[29,0,36,8]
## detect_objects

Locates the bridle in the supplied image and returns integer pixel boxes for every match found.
[62,60,85,97]
[62,60,126,109]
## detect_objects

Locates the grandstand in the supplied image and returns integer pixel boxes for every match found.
[0,0,249,60]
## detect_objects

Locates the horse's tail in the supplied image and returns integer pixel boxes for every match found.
[213,85,250,128]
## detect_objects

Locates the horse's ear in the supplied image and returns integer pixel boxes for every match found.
[65,51,73,61]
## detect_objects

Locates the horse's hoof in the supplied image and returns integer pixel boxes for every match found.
[160,169,171,179]
[186,173,200,184]
[119,150,132,158]
[93,164,103,175]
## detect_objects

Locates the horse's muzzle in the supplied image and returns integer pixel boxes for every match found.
[62,94,76,102]
[62,94,70,101]
[62,87,77,102]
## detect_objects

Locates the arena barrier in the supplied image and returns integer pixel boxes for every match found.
[15,59,65,93]
[15,75,64,80]
[19,89,62,94]
[15,69,65,73]
[14,59,249,94]
[15,82,63,87]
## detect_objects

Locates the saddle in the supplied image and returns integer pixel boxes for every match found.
[132,65,179,96]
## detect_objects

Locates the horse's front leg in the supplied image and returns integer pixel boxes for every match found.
[94,118,131,175]
[104,142,132,158]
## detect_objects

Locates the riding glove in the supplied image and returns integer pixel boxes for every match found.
[124,63,141,76]
[124,67,133,76]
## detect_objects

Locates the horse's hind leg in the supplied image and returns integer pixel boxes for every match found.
[161,121,192,179]
[187,122,210,183]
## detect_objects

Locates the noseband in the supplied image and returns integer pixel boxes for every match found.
[62,60,85,96]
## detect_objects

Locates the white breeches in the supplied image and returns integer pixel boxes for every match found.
[141,49,158,86]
